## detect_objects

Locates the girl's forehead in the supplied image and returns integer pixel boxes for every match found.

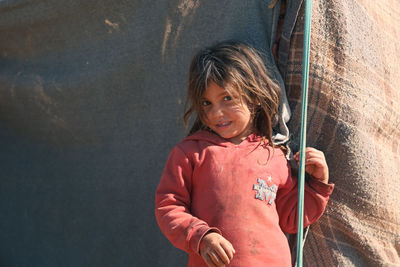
[204,81,238,95]
[203,81,225,96]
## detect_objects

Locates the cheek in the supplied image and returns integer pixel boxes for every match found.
[200,111,212,126]
[199,106,209,118]
[242,112,252,124]
[238,110,253,126]
[202,110,211,122]
[231,106,252,119]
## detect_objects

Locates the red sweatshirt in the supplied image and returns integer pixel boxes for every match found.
[155,130,334,266]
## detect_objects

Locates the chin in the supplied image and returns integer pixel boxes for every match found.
[219,133,234,140]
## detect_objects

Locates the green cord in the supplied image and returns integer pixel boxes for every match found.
[296,0,312,266]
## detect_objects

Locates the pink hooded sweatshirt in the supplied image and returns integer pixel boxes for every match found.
[155,130,334,266]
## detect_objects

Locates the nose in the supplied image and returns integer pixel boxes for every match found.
[208,103,224,120]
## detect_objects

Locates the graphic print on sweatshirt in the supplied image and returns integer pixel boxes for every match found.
[253,176,278,205]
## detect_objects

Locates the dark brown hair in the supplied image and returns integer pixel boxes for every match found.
[184,41,281,144]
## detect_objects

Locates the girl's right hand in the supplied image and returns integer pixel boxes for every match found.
[199,232,235,267]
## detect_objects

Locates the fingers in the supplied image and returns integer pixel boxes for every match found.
[214,245,230,265]
[304,157,325,167]
[208,251,222,266]
[293,147,329,183]
[294,147,322,156]
[295,148,327,169]
[294,148,325,163]
[204,243,233,266]
[199,232,235,267]
[220,240,235,261]
[204,253,219,267]
[204,251,226,267]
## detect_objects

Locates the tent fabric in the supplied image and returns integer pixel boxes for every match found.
[283,1,400,266]
[0,0,289,266]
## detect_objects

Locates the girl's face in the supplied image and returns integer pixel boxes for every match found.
[201,81,253,144]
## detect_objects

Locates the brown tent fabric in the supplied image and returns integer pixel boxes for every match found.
[283,1,400,266]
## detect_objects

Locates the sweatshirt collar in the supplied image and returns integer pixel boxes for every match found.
[184,130,266,147]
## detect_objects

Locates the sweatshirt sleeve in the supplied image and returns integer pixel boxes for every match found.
[155,145,221,254]
[276,161,334,234]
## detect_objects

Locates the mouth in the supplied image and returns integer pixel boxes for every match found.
[215,121,232,128]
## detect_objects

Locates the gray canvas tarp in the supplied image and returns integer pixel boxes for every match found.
[1,0,399,266]
[0,1,286,266]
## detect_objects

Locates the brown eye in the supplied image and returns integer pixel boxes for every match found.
[202,100,211,106]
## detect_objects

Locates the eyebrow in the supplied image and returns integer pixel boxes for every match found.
[201,91,229,101]
[217,91,229,97]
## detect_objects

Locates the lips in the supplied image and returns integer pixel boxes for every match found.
[216,121,232,128]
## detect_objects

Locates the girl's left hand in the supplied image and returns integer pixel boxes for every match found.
[294,147,329,184]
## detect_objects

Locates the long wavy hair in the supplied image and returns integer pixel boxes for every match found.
[183,41,281,144]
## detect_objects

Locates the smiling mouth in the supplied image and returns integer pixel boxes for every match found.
[216,121,232,128]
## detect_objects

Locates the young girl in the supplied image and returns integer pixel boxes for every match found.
[155,41,334,267]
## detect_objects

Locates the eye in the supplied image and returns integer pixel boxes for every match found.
[224,95,232,101]
[202,100,211,106]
